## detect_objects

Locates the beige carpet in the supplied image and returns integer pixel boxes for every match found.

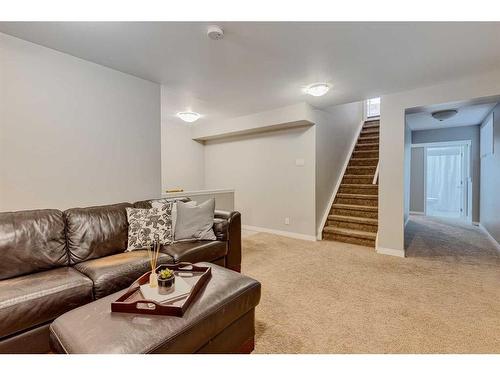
[241,217,500,353]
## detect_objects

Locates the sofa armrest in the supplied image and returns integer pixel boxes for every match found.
[213,210,241,272]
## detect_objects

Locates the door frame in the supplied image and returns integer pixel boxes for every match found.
[411,140,472,222]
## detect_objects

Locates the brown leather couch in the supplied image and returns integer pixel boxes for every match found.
[0,199,241,354]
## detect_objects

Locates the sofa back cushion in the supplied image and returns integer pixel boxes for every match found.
[0,209,68,280]
[64,203,133,264]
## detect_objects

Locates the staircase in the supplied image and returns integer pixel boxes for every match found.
[322,119,379,247]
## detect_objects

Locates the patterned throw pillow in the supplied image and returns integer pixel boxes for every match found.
[125,203,173,251]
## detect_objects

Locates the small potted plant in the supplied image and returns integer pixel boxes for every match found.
[157,268,175,294]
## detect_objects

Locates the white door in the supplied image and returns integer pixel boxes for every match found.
[425,144,468,219]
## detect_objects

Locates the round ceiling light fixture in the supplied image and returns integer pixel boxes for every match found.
[304,83,330,97]
[177,111,201,123]
[431,109,458,121]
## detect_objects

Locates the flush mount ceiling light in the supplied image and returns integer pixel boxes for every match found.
[304,83,331,97]
[177,111,201,123]
[431,109,458,121]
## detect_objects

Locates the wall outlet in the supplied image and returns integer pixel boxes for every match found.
[285,217,290,225]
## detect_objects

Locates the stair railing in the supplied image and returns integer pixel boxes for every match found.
[373,162,379,184]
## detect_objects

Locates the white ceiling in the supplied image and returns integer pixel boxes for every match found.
[406,102,497,131]
[2,22,500,121]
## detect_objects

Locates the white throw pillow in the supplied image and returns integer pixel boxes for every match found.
[151,199,197,238]
[174,199,217,241]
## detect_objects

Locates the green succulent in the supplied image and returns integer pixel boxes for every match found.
[158,268,174,280]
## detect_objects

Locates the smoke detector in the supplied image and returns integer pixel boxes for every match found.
[207,25,224,40]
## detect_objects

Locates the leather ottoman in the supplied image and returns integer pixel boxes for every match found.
[49,263,261,354]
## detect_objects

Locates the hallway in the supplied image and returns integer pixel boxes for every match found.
[405,215,500,265]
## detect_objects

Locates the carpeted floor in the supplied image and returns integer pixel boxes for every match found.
[241,216,500,353]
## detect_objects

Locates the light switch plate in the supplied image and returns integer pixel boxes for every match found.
[295,158,305,166]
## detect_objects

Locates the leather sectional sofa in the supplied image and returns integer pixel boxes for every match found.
[0,199,241,354]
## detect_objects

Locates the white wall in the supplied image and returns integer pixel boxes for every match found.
[204,126,317,238]
[315,102,364,235]
[161,86,205,192]
[0,33,161,211]
[409,147,425,213]
[379,68,500,254]
[480,103,500,242]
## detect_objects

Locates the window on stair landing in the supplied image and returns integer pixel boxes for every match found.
[366,97,381,118]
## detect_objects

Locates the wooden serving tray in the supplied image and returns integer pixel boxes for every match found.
[111,263,211,317]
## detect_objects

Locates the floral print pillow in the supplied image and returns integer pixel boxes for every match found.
[125,203,173,251]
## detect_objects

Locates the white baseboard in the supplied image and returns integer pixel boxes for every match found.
[410,211,425,215]
[477,223,500,252]
[242,225,317,242]
[317,119,366,239]
[376,246,406,258]
[404,217,410,227]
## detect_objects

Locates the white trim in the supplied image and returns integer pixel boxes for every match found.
[243,225,317,242]
[376,246,406,258]
[317,119,366,239]
[372,162,379,184]
[409,211,425,215]
[162,188,234,198]
[412,140,472,148]
[477,223,500,253]
[405,216,410,227]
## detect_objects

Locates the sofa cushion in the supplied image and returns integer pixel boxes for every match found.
[161,240,227,264]
[0,267,93,339]
[64,203,133,264]
[73,250,174,299]
[0,209,68,280]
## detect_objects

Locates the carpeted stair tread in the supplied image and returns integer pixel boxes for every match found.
[355,142,379,147]
[332,203,378,211]
[358,135,379,141]
[341,184,378,188]
[343,174,377,180]
[337,193,378,199]
[360,129,379,135]
[328,214,378,225]
[353,150,379,154]
[347,165,376,169]
[323,226,377,240]
[350,157,378,161]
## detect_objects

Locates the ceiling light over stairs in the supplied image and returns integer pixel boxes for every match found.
[304,83,330,97]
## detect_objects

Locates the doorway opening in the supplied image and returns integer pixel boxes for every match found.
[417,141,471,220]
